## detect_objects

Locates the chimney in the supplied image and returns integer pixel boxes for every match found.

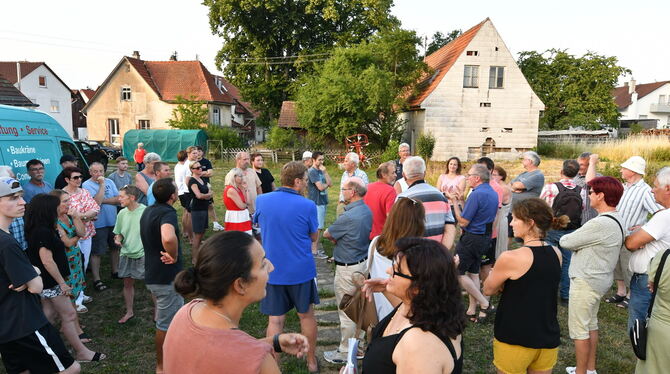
[132,51,140,59]
[628,77,636,94]
[16,62,21,91]
[169,51,178,61]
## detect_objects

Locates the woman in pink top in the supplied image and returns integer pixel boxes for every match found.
[437,157,466,206]
[163,231,310,374]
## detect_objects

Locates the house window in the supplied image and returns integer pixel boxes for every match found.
[120,87,131,101]
[480,127,490,132]
[503,128,513,133]
[108,119,120,145]
[466,51,479,56]
[50,100,59,113]
[489,66,505,89]
[480,102,491,107]
[38,76,47,87]
[212,107,220,125]
[138,120,150,130]
[463,65,479,88]
[660,95,667,104]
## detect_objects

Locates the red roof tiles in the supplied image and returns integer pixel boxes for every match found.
[278,101,299,128]
[408,19,488,108]
[613,81,670,109]
[0,62,43,84]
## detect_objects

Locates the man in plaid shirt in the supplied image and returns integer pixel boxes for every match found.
[540,159,586,304]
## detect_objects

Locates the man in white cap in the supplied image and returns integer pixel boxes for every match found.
[590,155,663,308]
[302,151,313,169]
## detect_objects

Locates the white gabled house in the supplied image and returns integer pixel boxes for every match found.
[401,18,545,161]
[613,79,670,129]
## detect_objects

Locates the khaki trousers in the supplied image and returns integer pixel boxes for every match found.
[334,261,366,352]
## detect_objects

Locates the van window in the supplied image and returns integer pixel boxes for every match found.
[60,141,89,178]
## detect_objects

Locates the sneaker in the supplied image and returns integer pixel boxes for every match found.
[313,249,328,260]
[76,304,88,314]
[82,295,93,304]
[323,350,347,364]
[566,367,597,374]
[212,222,224,231]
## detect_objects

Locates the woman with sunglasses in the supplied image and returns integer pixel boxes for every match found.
[188,161,213,263]
[368,197,425,321]
[223,168,252,235]
[362,238,465,374]
[25,194,106,362]
[61,167,100,295]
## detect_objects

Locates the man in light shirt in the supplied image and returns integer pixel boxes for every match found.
[337,152,368,216]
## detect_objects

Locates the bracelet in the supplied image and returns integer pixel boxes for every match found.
[273,334,282,353]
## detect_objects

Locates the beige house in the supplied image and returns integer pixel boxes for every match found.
[83,52,250,145]
[402,18,544,161]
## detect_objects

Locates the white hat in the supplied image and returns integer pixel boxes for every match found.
[621,156,646,175]
[302,151,312,160]
[0,177,22,197]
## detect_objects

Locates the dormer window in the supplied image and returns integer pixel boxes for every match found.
[121,87,131,101]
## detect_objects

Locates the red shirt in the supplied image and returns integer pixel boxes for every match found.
[133,148,147,164]
[363,181,397,239]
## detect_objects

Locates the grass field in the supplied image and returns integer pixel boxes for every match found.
[1,158,642,373]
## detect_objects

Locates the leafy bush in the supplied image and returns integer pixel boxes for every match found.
[380,140,400,163]
[629,123,644,134]
[416,132,436,160]
[534,141,588,159]
[205,126,244,148]
[267,126,299,149]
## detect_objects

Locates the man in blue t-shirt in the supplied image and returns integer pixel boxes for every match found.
[447,164,499,322]
[253,161,319,373]
[307,151,331,259]
[22,159,53,203]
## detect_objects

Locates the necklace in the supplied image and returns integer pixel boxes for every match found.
[523,238,544,246]
[205,302,237,327]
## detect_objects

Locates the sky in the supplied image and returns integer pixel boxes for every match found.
[1,0,667,89]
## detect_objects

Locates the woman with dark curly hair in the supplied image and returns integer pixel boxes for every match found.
[361,237,465,373]
[483,198,564,374]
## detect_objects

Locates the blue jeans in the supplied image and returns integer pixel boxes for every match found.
[628,273,652,331]
[546,229,575,300]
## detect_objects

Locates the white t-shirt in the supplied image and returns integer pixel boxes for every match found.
[367,236,394,321]
[174,162,189,195]
[629,209,670,274]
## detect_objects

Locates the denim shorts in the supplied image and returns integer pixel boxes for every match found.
[316,205,326,230]
[91,226,118,255]
[260,279,320,316]
[146,283,184,331]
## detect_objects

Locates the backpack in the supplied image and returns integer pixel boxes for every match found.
[552,182,582,230]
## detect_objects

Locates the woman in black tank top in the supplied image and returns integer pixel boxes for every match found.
[361,238,466,374]
[483,198,566,374]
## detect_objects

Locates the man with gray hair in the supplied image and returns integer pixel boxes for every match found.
[447,163,499,322]
[508,151,545,238]
[397,156,456,248]
[225,151,262,214]
[323,177,372,364]
[575,152,601,224]
[394,142,411,181]
[337,152,369,216]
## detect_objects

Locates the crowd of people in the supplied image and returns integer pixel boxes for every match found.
[1,141,669,374]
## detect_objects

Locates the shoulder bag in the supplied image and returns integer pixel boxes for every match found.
[339,236,379,339]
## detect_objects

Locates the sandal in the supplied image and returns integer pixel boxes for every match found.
[308,360,320,374]
[616,297,630,309]
[79,352,106,362]
[79,333,93,343]
[605,294,626,304]
[474,304,496,324]
[76,304,88,314]
[465,310,478,323]
[93,280,108,291]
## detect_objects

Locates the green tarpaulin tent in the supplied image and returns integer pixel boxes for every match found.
[123,129,208,162]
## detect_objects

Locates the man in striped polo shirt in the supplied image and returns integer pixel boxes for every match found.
[592,155,663,308]
[396,156,456,249]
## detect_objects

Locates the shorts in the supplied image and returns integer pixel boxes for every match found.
[91,226,118,255]
[0,323,75,374]
[316,205,326,230]
[146,283,184,331]
[179,193,193,212]
[568,278,602,340]
[191,209,209,233]
[118,255,145,280]
[481,237,497,266]
[456,231,491,275]
[260,279,320,316]
[40,285,63,299]
[493,338,558,374]
[613,243,633,286]
[507,212,514,238]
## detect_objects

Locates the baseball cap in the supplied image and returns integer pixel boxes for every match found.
[621,156,646,175]
[302,151,312,160]
[60,154,77,164]
[0,177,23,197]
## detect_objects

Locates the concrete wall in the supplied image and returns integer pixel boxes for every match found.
[85,59,174,145]
[620,84,670,128]
[406,21,544,161]
[19,65,73,136]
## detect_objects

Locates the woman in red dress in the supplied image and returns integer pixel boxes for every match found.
[223,168,252,235]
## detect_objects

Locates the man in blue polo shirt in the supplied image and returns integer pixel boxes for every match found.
[22,159,53,203]
[447,163,499,323]
[254,161,319,373]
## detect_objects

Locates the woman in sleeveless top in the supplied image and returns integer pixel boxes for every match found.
[362,238,465,374]
[368,197,425,321]
[164,231,312,373]
[483,198,566,374]
[134,152,160,205]
[492,166,512,257]
[437,157,466,202]
[223,168,252,235]
[188,161,213,264]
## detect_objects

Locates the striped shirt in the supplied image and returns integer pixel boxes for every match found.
[617,179,663,234]
[574,173,601,224]
[397,181,455,242]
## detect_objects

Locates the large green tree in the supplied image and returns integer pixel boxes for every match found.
[204,0,398,125]
[517,49,630,130]
[426,29,462,55]
[295,28,427,146]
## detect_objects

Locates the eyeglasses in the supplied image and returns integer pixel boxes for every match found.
[190,166,203,170]
[29,167,44,172]
[340,187,353,191]
[70,175,82,180]
[392,258,414,280]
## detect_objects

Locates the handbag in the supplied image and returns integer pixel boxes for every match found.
[629,248,670,360]
[339,237,380,337]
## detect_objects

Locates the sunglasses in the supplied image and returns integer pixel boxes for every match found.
[190,165,204,170]
[70,175,82,180]
[392,258,414,280]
